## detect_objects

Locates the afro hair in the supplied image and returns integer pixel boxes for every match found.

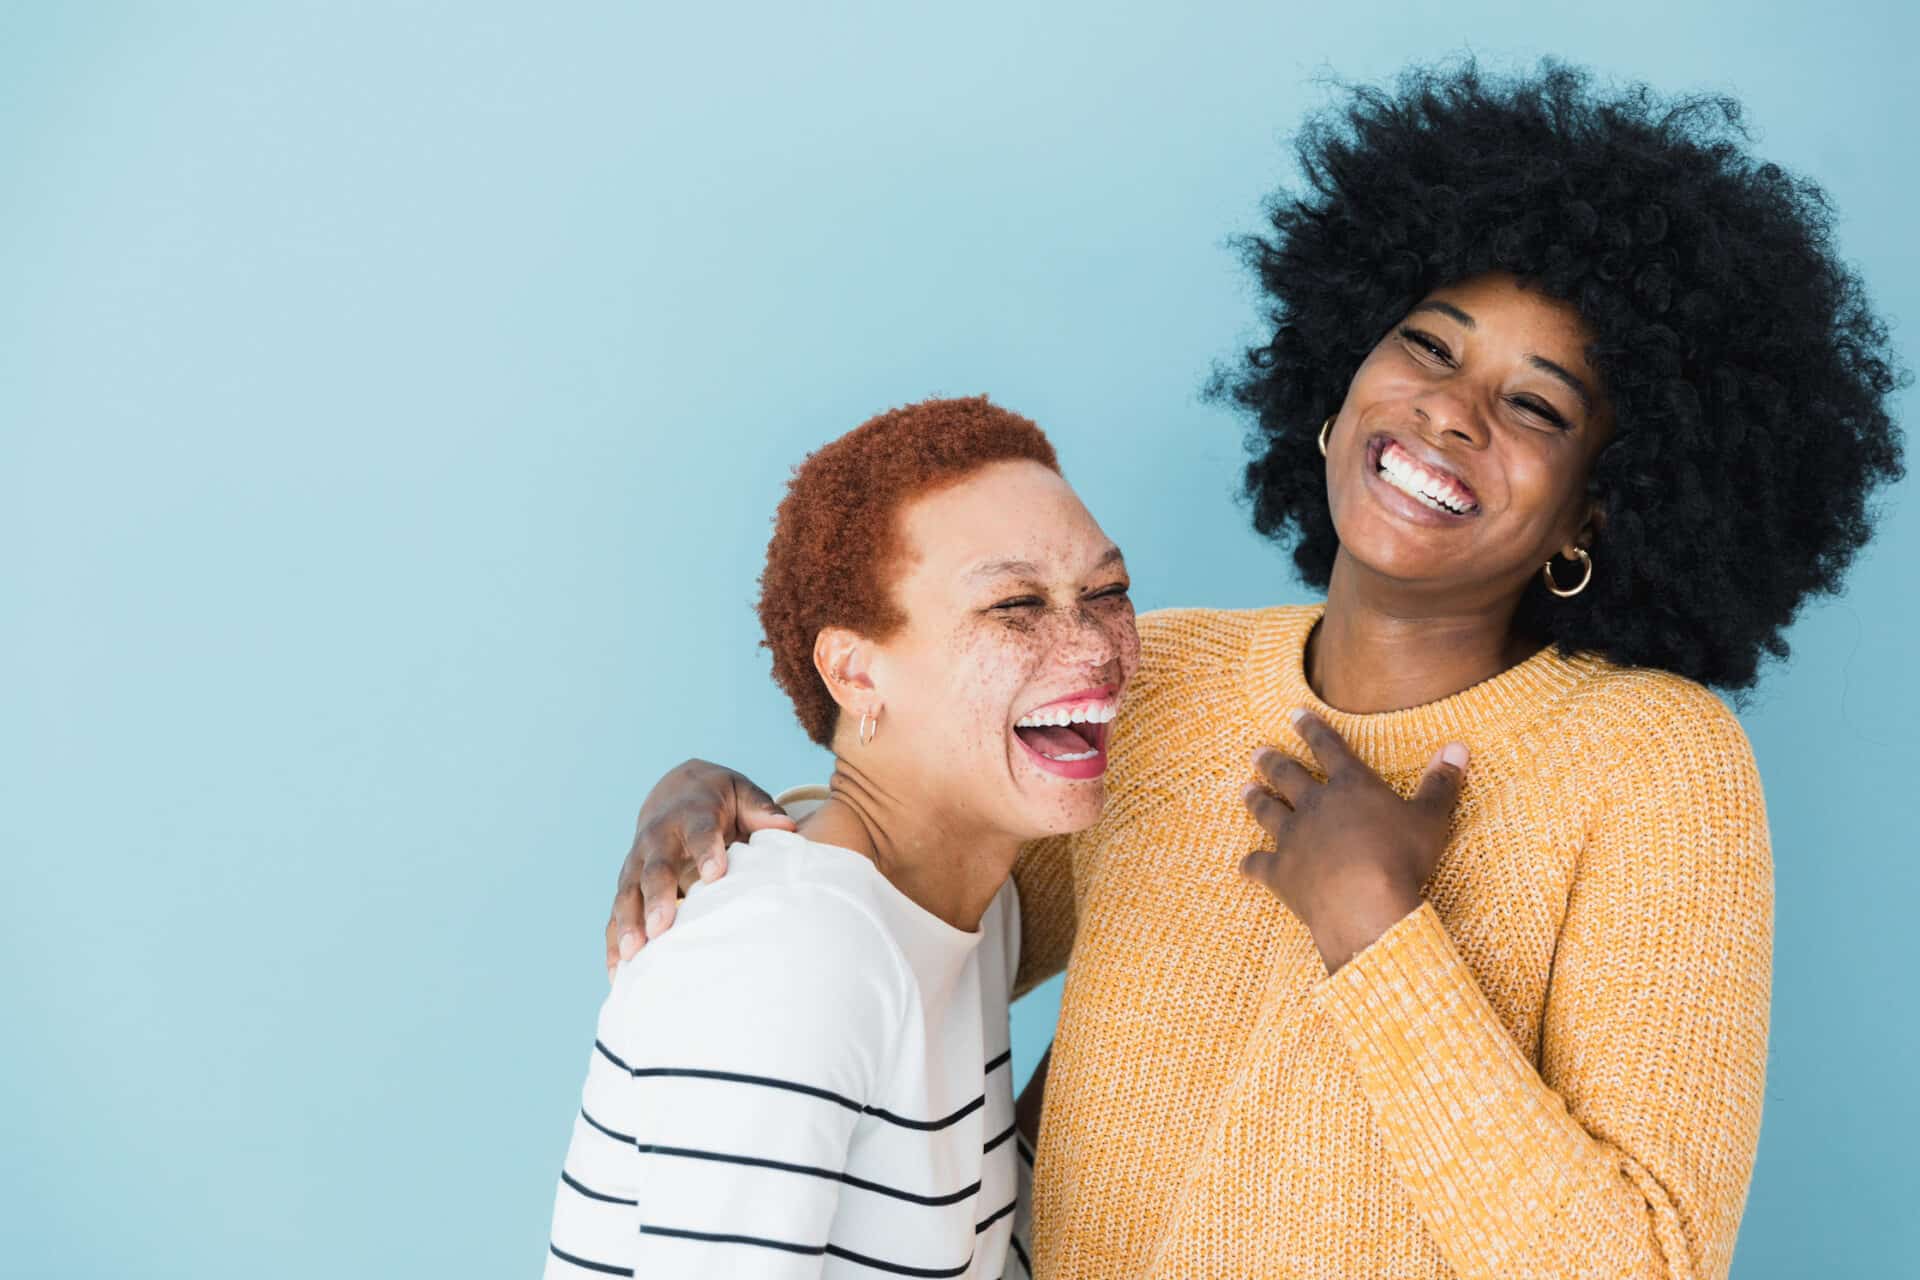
[1217,59,1907,689]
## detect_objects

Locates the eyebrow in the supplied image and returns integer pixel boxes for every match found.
[1410,300,1476,329]
[967,545,1126,580]
[1409,301,1593,411]
[1526,355,1594,411]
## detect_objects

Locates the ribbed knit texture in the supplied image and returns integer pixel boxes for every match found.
[1011,605,1772,1280]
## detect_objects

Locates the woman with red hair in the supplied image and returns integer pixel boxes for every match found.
[545,397,1139,1279]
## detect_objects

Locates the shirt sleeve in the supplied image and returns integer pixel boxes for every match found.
[545,883,908,1279]
[1312,691,1772,1280]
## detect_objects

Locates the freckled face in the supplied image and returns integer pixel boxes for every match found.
[1326,273,1615,598]
[869,460,1141,840]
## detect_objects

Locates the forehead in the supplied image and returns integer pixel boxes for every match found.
[895,460,1109,579]
[1422,273,1595,362]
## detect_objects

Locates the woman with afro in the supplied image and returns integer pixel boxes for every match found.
[604,61,1905,1279]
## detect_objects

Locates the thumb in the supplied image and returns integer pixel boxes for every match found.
[1413,742,1469,819]
[734,778,799,834]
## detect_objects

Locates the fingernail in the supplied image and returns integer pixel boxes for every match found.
[617,930,641,961]
[1442,743,1468,769]
[699,858,719,882]
[1288,707,1306,726]
[645,907,669,938]
[1241,783,1262,804]
[1251,746,1272,768]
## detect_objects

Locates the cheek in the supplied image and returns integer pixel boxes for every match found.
[1108,609,1142,681]
[1339,350,1426,427]
[1500,446,1582,529]
[935,624,1048,739]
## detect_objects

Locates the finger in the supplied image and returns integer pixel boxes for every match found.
[1413,742,1470,820]
[1238,848,1283,889]
[605,915,632,983]
[681,810,730,886]
[639,852,683,941]
[1289,708,1361,775]
[1241,782,1295,840]
[1252,747,1316,808]
[606,832,650,973]
[698,780,792,883]
[606,900,643,976]
[734,777,799,835]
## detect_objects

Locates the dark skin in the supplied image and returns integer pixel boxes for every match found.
[604,272,1615,1131]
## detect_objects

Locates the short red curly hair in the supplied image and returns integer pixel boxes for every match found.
[758,396,1060,746]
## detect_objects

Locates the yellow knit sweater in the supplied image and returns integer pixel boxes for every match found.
[1011,605,1771,1280]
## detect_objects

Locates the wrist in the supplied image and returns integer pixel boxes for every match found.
[1310,877,1422,974]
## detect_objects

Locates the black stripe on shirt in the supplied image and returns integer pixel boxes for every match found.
[576,1115,985,1207]
[1008,1234,1032,1275]
[579,1106,634,1146]
[975,1199,1016,1233]
[983,1121,1017,1155]
[548,1242,633,1277]
[594,1038,635,1072]
[598,1039,1008,1082]
[1015,1133,1035,1168]
[559,1168,635,1206]
[597,1042,991,1132]
[865,1093,984,1130]
[639,1225,976,1277]
[640,1224,825,1256]
[641,1143,982,1207]
[826,1240,974,1278]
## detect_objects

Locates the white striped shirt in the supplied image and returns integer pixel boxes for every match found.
[545,825,1032,1279]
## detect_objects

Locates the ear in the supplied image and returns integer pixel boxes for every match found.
[1565,496,1606,557]
[812,626,877,715]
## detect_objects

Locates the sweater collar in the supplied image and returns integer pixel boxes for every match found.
[1245,603,1599,774]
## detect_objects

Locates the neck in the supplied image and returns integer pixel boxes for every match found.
[1310,551,1538,714]
[796,756,1020,933]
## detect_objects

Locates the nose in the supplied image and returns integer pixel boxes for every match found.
[1411,388,1490,450]
[1053,605,1120,673]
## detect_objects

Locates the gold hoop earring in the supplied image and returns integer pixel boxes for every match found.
[1317,416,1333,458]
[1542,547,1593,598]
[858,709,879,746]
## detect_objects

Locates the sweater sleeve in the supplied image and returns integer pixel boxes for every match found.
[1010,834,1076,999]
[1311,691,1772,1280]
[545,884,906,1279]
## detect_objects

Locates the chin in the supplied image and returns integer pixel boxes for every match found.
[1336,522,1460,583]
[1014,782,1109,839]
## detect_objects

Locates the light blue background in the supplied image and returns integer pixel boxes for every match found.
[3,3,1913,1276]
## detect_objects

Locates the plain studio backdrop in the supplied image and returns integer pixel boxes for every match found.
[3,3,1914,1276]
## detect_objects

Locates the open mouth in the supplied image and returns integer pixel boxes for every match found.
[1011,689,1118,779]
[1367,436,1481,517]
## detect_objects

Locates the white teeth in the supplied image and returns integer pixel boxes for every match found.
[1037,749,1099,762]
[1014,700,1118,729]
[1379,449,1472,514]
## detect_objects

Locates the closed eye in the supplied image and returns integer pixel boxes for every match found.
[1509,395,1569,429]
[991,596,1044,611]
[1085,582,1130,601]
[1399,326,1454,365]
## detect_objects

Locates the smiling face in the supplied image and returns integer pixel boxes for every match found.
[1326,273,1614,605]
[826,459,1140,841]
